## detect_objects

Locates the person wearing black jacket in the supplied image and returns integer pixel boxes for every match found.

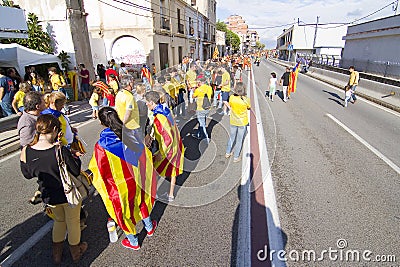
[20,114,87,265]
[280,67,291,102]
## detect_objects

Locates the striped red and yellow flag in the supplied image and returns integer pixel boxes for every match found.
[153,106,184,178]
[89,129,156,235]
[288,62,300,95]
[212,46,219,59]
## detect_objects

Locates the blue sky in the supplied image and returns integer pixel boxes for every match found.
[216,0,397,48]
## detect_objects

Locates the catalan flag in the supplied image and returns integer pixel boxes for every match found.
[152,104,184,178]
[288,62,301,96]
[89,128,156,235]
[141,66,153,86]
[212,46,219,59]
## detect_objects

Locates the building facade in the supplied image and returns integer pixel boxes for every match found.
[276,24,346,62]
[225,15,259,54]
[341,14,400,77]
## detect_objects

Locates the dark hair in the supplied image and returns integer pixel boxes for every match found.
[80,63,85,68]
[98,107,123,140]
[24,92,43,112]
[271,72,276,78]
[0,68,5,75]
[120,62,125,67]
[234,82,246,96]
[145,90,161,104]
[30,114,61,146]
[6,68,15,76]
[349,66,355,70]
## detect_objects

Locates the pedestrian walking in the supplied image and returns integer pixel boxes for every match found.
[89,107,157,251]
[192,77,213,142]
[185,63,198,115]
[20,114,87,264]
[135,84,148,136]
[220,67,231,115]
[268,72,278,102]
[280,67,290,102]
[344,85,353,107]
[144,91,185,202]
[347,66,359,104]
[225,82,251,163]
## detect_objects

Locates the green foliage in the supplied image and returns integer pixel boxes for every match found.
[57,50,71,72]
[256,41,265,51]
[1,13,53,54]
[216,21,228,32]
[216,20,240,51]
[226,30,241,51]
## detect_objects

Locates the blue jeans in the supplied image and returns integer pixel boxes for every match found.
[196,110,209,139]
[226,125,248,159]
[351,85,357,101]
[126,217,153,246]
[0,101,13,117]
[102,97,108,107]
[176,92,186,116]
[213,90,222,108]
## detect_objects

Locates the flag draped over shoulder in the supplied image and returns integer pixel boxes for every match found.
[89,128,156,235]
[152,104,184,178]
[212,46,219,59]
[141,66,153,86]
[41,108,69,146]
[288,62,300,95]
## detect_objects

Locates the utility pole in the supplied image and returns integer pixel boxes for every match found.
[313,16,319,53]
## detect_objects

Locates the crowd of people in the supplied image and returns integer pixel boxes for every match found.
[12,52,360,264]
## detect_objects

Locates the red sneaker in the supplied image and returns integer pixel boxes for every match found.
[121,238,140,250]
[146,220,158,237]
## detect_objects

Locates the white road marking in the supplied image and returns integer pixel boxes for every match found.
[327,113,400,175]
[0,221,53,267]
[251,68,286,267]
[236,73,252,266]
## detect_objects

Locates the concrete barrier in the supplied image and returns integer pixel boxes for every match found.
[0,114,19,132]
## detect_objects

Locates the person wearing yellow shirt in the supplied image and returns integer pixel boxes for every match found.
[108,74,119,91]
[347,66,359,104]
[225,82,251,163]
[220,67,231,115]
[192,77,213,142]
[12,82,31,116]
[185,63,198,114]
[115,75,143,150]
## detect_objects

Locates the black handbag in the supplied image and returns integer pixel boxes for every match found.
[202,94,211,110]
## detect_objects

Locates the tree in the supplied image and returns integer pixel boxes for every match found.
[256,41,266,51]
[216,20,240,52]
[1,13,54,54]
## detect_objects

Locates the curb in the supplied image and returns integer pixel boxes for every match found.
[269,59,400,113]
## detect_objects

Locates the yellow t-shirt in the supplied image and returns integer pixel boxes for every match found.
[14,91,25,108]
[163,82,176,99]
[193,84,213,111]
[229,95,251,126]
[185,70,198,88]
[50,74,65,91]
[109,80,119,91]
[115,89,140,130]
[89,92,99,107]
[221,71,231,92]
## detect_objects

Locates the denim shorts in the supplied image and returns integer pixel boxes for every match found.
[81,83,90,92]
[221,91,230,102]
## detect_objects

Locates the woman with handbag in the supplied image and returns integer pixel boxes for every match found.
[20,114,87,264]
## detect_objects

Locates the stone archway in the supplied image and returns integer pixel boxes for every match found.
[110,35,146,67]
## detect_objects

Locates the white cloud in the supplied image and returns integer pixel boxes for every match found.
[217,0,395,48]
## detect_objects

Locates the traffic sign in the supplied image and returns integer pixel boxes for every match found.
[288,44,294,51]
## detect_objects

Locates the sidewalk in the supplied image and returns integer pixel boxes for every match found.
[270,59,400,113]
[0,101,92,157]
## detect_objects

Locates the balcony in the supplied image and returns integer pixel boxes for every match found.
[178,23,184,34]
[161,16,170,30]
[211,35,215,42]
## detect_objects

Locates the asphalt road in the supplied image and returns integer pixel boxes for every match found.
[0,62,399,266]
[253,59,399,266]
